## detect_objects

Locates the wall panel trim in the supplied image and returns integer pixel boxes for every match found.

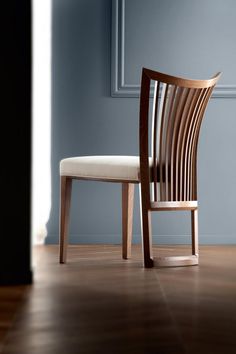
[111,0,236,98]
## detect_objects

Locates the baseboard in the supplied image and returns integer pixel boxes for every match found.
[45,234,236,245]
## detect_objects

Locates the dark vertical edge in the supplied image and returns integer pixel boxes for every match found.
[0,0,33,284]
[139,69,154,267]
[139,69,151,207]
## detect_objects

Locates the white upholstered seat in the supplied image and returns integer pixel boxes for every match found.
[60,156,150,182]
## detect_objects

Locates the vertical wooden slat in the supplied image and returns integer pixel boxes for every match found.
[188,88,209,199]
[184,89,206,200]
[187,88,209,200]
[175,88,192,201]
[189,87,214,199]
[179,89,199,201]
[170,87,186,201]
[175,89,193,201]
[164,85,177,201]
[178,89,196,201]
[158,83,169,201]
[169,87,182,201]
[184,90,204,200]
[151,81,160,202]
[161,85,172,200]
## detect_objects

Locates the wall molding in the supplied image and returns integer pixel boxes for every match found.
[111,0,236,98]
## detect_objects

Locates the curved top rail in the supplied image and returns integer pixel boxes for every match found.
[143,68,221,89]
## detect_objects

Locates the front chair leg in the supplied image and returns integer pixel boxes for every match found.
[122,183,135,259]
[139,184,154,268]
[59,176,72,263]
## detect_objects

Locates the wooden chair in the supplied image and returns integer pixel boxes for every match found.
[59,68,221,268]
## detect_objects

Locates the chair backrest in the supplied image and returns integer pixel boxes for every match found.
[139,68,221,207]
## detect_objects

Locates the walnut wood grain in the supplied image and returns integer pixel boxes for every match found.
[139,68,221,267]
[122,183,135,259]
[59,176,72,263]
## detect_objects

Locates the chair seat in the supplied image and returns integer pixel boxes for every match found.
[60,156,152,182]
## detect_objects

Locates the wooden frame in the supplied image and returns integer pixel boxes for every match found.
[122,183,135,259]
[59,67,220,268]
[59,178,135,264]
[139,68,221,267]
[59,177,72,263]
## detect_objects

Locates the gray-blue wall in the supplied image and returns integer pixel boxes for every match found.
[47,0,236,245]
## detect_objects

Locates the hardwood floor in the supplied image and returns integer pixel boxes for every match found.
[1,245,236,354]
[0,286,28,352]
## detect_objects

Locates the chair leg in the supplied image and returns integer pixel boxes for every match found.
[122,183,134,259]
[59,176,72,263]
[191,209,199,256]
[139,184,154,268]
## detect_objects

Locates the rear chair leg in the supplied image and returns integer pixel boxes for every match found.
[191,209,199,258]
[59,176,72,263]
[122,183,135,259]
[139,184,154,268]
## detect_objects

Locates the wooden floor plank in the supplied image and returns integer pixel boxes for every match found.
[1,245,236,354]
[0,286,28,352]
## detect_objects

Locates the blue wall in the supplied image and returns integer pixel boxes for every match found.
[47,0,236,245]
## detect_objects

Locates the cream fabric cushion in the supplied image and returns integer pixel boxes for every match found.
[60,156,149,182]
